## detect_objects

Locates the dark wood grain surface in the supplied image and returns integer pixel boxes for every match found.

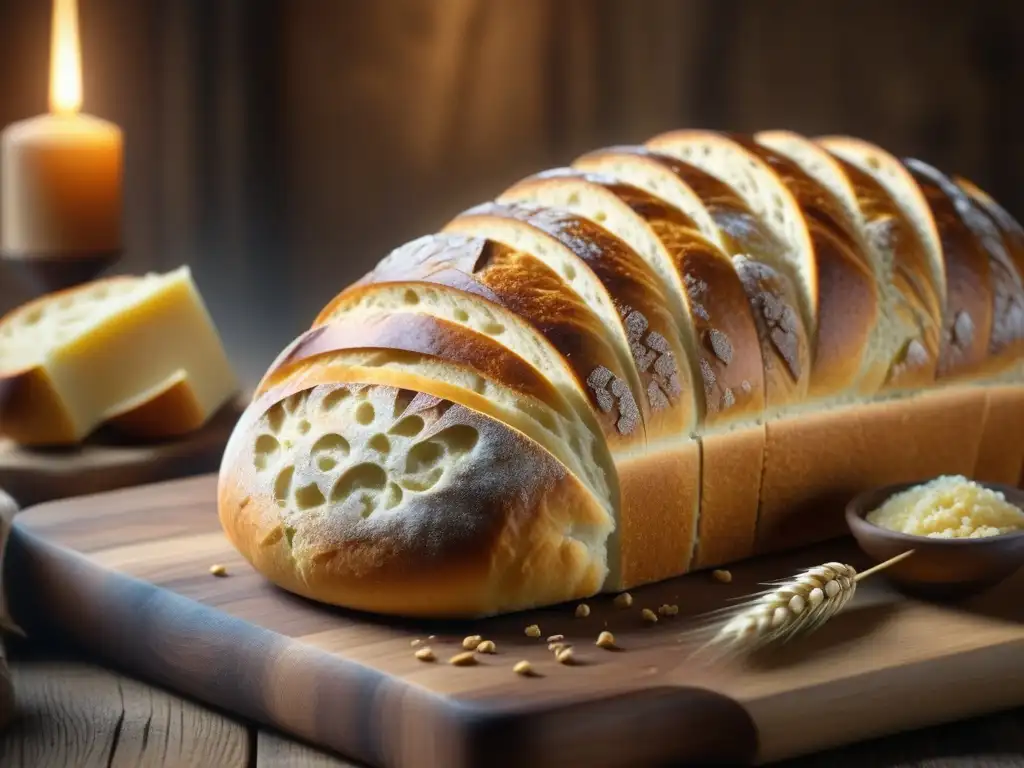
[1,641,1023,768]
[5,475,1024,767]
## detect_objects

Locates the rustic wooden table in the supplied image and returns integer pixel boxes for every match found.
[0,639,1022,768]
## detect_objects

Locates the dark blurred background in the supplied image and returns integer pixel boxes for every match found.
[1,0,1023,387]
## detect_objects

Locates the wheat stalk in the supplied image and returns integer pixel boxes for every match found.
[685,550,915,659]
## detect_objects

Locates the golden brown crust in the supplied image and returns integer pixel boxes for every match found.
[446,202,693,437]
[341,233,644,451]
[698,426,765,569]
[219,382,611,617]
[260,314,566,414]
[729,136,879,399]
[576,146,811,411]
[905,160,994,380]
[950,178,1024,369]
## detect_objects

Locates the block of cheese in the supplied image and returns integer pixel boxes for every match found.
[0,266,238,446]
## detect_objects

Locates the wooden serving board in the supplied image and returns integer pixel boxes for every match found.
[0,398,244,508]
[7,475,1024,768]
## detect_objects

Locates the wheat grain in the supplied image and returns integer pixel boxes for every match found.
[685,551,914,658]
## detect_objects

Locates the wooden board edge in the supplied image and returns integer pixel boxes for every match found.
[5,527,758,768]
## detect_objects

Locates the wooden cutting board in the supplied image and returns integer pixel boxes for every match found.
[7,475,1024,768]
[0,398,244,508]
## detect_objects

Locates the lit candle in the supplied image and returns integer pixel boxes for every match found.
[1,0,123,258]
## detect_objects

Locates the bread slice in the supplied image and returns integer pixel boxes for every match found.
[576,146,812,414]
[903,159,994,380]
[444,202,695,436]
[945,178,1024,372]
[648,130,878,401]
[324,233,639,455]
[443,202,701,585]
[0,267,238,445]
[572,146,726,249]
[257,313,613,512]
[817,137,947,317]
[497,168,770,570]
[219,381,613,617]
[757,130,942,392]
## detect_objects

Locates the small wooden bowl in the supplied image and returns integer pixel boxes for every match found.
[846,481,1024,601]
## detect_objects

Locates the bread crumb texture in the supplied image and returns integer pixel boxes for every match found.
[513,660,534,676]
[524,624,541,638]
[712,569,733,583]
[867,475,1024,538]
[209,564,227,577]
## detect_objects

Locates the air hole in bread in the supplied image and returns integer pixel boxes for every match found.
[253,434,281,471]
[390,414,425,437]
[399,467,444,492]
[867,155,881,170]
[298,419,311,435]
[355,401,375,425]
[283,392,305,413]
[330,463,388,517]
[294,482,326,510]
[368,433,390,454]
[563,263,577,280]
[309,434,350,456]
[384,482,404,509]
[265,402,286,433]
[568,192,581,205]
[321,388,351,412]
[594,211,608,223]
[454,308,470,322]
[403,289,419,305]
[274,465,295,508]
[430,424,479,456]
[482,322,505,335]
[406,440,443,474]
[393,389,416,418]
[284,525,296,547]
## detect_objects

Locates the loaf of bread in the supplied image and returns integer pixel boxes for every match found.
[219,131,1024,618]
[0,266,239,445]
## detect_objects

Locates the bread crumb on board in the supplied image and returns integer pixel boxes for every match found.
[596,630,616,649]
[414,647,435,662]
[657,604,679,617]
[513,660,534,676]
[713,569,733,584]
[613,592,633,608]
[555,647,575,664]
[641,608,658,624]
[524,624,541,638]
[462,634,483,650]
[575,603,591,618]
[209,564,228,577]
[476,640,496,654]
[449,651,478,666]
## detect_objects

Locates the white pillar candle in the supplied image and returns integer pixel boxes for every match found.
[0,0,123,258]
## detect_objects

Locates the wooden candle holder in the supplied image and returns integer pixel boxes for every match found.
[1,249,121,297]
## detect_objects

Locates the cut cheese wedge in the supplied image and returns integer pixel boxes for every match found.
[0,266,238,445]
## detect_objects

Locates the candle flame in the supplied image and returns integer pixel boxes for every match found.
[49,0,83,115]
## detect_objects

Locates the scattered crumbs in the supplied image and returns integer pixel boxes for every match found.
[427,635,437,641]
[513,660,534,677]
[713,569,733,584]
[476,640,496,654]
[414,647,435,662]
[547,634,565,643]
[410,638,422,647]
[657,604,679,617]
[462,634,483,650]
[613,592,633,609]
[209,564,227,577]
[525,624,541,638]
[575,603,591,618]
[641,608,659,624]
[449,651,478,667]
[556,647,575,665]
[596,631,616,649]
[549,642,570,654]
